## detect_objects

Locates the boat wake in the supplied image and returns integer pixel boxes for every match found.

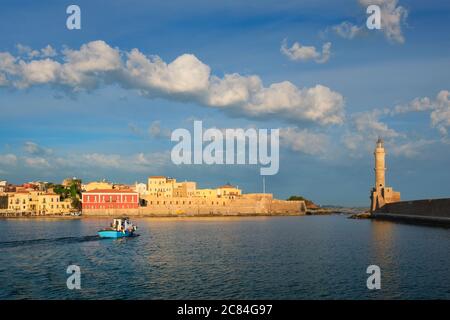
[0,235,101,249]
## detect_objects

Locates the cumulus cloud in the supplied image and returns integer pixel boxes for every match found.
[391,90,450,135]
[330,0,407,44]
[342,90,450,157]
[54,151,170,173]
[280,128,329,155]
[24,157,51,168]
[430,91,450,135]
[342,109,402,154]
[359,0,408,44]
[0,40,345,126]
[352,109,401,139]
[23,142,53,156]
[332,22,364,39]
[281,39,332,63]
[390,139,435,158]
[16,44,57,59]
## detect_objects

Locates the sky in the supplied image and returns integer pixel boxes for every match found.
[0,0,449,206]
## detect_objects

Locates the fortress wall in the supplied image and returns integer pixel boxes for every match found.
[377,198,450,218]
[82,198,305,217]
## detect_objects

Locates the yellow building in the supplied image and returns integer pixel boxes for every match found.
[146,176,242,200]
[173,181,197,197]
[84,181,113,192]
[216,184,242,199]
[147,176,177,197]
[195,189,218,198]
[7,191,73,215]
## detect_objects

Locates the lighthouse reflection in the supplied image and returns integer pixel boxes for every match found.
[369,219,402,298]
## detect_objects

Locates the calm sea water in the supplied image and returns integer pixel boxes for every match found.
[0,215,449,299]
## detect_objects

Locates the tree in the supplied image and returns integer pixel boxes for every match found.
[287,195,306,201]
[287,195,318,209]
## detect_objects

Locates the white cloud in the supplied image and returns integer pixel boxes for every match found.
[390,139,435,158]
[16,44,57,59]
[124,50,210,95]
[332,22,364,39]
[391,90,450,135]
[0,154,18,166]
[430,90,450,135]
[352,109,401,139]
[330,0,407,44]
[149,121,171,138]
[24,157,50,168]
[281,39,332,63]
[280,128,329,155]
[23,142,53,156]
[342,108,402,155]
[359,0,408,44]
[0,40,345,126]
[82,153,122,168]
[17,59,61,88]
[54,151,171,173]
[40,45,57,58]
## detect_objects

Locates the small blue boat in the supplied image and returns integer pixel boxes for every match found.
[98,217,137,238]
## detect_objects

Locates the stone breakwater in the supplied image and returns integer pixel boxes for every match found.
[373,198,450,225]
[82,197,306,217]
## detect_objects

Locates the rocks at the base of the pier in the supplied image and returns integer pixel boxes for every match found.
[348,212,372,219]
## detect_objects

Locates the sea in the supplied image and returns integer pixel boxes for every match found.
[0,215,449,299]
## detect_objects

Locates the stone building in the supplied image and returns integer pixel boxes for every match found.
[83,180,113,192]
[7,191,73,215]
[370,138,401,212]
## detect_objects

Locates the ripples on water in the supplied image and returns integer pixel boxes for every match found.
[0,215,449,299]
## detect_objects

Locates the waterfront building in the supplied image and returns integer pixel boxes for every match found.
[82,175,304,216]
[0,181,7,193]
[0,195,7,209]
[216,184,242,199]
[370,138,401,212]
[134,182,148,196]
[147,176,177,197]
[195,188,218,198]
[6,191,72,214]
[146,176,241,199]
[173,181,197,197]
[81,189,139,210]
[83,181,113,192]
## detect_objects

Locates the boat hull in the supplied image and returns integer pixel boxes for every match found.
[98,230,134,238]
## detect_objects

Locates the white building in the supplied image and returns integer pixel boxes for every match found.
[134,182,148,196]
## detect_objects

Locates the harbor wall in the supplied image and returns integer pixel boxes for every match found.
[82,197,306,217]
[374,198,450,224]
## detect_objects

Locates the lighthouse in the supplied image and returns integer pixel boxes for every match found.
[370,138,401,213]
[374,138,386,189]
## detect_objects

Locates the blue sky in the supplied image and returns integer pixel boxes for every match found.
[1,0,450,206]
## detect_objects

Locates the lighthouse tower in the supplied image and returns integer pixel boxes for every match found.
[374,138,386,190]
[370,138,401,212]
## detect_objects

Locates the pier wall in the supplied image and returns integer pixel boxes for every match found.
[374,198,450,224]
[378,198,450,217]
[82,197,305,217]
